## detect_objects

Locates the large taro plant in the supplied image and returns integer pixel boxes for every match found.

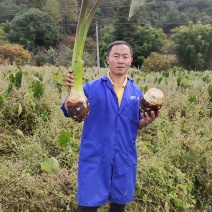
[66,0,146,123]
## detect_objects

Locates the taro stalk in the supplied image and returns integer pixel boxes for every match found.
[67,0,103,123]
[67,0,146,123]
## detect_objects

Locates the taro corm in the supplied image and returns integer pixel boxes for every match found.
[140,88,164,117]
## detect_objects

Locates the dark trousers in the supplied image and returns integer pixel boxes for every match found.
[77,203,126,212]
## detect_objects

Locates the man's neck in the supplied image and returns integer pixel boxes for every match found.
[109,72,126,88]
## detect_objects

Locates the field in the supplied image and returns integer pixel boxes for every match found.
[0,65,211,212]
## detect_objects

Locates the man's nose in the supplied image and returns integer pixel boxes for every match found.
[118,57,124,63]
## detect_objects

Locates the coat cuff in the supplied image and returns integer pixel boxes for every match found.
[60,102,69,117]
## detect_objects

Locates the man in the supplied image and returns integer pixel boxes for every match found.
[61,41,160,212]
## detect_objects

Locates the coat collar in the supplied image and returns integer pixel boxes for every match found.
[101,74,134,113]
[101,74,134,84]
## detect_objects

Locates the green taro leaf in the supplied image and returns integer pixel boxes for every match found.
[18,103,22,116]
[129,0,146,18]
[189,93,196,104]
[41,111,49,121]
[143,85,149,93]
[59,130,71,148]
[208,84,212,100]
[15,70,23,89]
[0,94,8,106]
[52,73,66,86]
[158,77,163,84]
[177,77,182,86]
[7,74,15,94]
[9,73,15,83]
[33,81,44,100]
[41,157,60,174]
[163,71,169,78]
[72,147,78,153]
[157,130,165,143]
[7,83,13,95]
[15,129,24,137]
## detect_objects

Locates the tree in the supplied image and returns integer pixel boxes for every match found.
[43,0,61,24]
[108,0,166,68]
[28,0,47,9]
[7,8,60,52]
[132,24,166,68]
[112,0,154,67]
[58,0,78,34]
[162,9,189,33]
[99,25,115,67]
[0,0,21,23]
[171,22,212,70]
[113,0,138,44]
[0,24,7,43]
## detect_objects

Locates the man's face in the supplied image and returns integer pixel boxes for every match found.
[106,44,133,76]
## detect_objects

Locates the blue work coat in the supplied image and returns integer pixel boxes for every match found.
[61,74,143,206]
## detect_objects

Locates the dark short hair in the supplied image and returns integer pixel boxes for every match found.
[107,41,133,56]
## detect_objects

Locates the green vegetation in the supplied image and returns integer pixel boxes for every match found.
[111,2,166,67]
[171,22,212,70]
[0,1,212,210]
[143,52,170,72]
[0,65,211,211]
[7,8,60,52]
[0,43,31,65]
[65,0,102,123]
[0,0,212,69]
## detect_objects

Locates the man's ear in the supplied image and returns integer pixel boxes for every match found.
[106,56,109,64]
[130,57,133,67]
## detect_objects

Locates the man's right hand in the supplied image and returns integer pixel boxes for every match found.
[66,70,74,88]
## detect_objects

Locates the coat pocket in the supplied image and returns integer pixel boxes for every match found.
[79,138,103,165]
[126,98,140,121]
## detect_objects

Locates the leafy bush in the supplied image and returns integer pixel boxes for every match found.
[31,52,48,66]
[142,52,170,72]
[0,43,31,65]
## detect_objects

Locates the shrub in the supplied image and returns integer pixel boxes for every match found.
[31,53,48,66]
[0,43,31,65]
[142,52,170,72]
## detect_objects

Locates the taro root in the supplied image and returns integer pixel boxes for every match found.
[140,88,164,117]
[67,95,90,123]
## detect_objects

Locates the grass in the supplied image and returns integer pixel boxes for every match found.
[0,65,211,211]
